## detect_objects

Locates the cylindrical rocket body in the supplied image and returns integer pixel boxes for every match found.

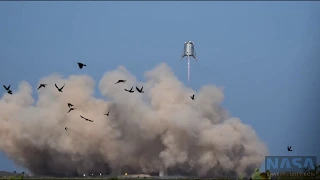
[183,42,195,57]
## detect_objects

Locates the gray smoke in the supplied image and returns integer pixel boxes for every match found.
[0,63,268,177]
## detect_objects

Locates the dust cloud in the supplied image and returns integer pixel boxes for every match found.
[0,63,268,177]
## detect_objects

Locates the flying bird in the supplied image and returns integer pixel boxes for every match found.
[65,127,68,131]
[104,111,110,116]
[67,103,74,108]
[287,146,292,152]
[68,108,76,113]
[7,90,12,95]
[136,86,144,93]
[115,80,126,84]
[55,83,65,92]
[3,84,10,91]
[125,87,134,93]
[37,84,47,90]
[77,62,86,69]
[190,94,195,100]
[80,115,94,122]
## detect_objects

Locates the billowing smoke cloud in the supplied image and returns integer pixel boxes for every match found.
[0,63,268,177]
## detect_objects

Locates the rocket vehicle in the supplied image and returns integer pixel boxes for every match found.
[180,41,198,61]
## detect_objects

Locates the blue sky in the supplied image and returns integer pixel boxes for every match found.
[0,1,319,173]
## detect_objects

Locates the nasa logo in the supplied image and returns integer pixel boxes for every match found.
[265,156,317,173]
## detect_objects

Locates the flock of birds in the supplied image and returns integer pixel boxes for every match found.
[2,62,196,132]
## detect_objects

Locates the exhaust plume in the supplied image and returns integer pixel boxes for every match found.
[187,57,190,85]
[0,63,268,177]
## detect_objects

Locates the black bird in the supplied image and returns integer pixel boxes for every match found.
[190,94,195,100]
[55,83,65,92]
[68,108,76,113]
[7,90,12,95]
[124,86,134,93]
[287,146,292,152]
[65,127,68,131]
[67,103,74,108]
[3,84,10,91]
[136,86,144,93]
[80,115,94,122]
[115,80,126,84]
[77,62,86,69]
[37,84,47,90]
[104,111,110,116]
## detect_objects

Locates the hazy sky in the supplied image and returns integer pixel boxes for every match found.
[0,1,319,173]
